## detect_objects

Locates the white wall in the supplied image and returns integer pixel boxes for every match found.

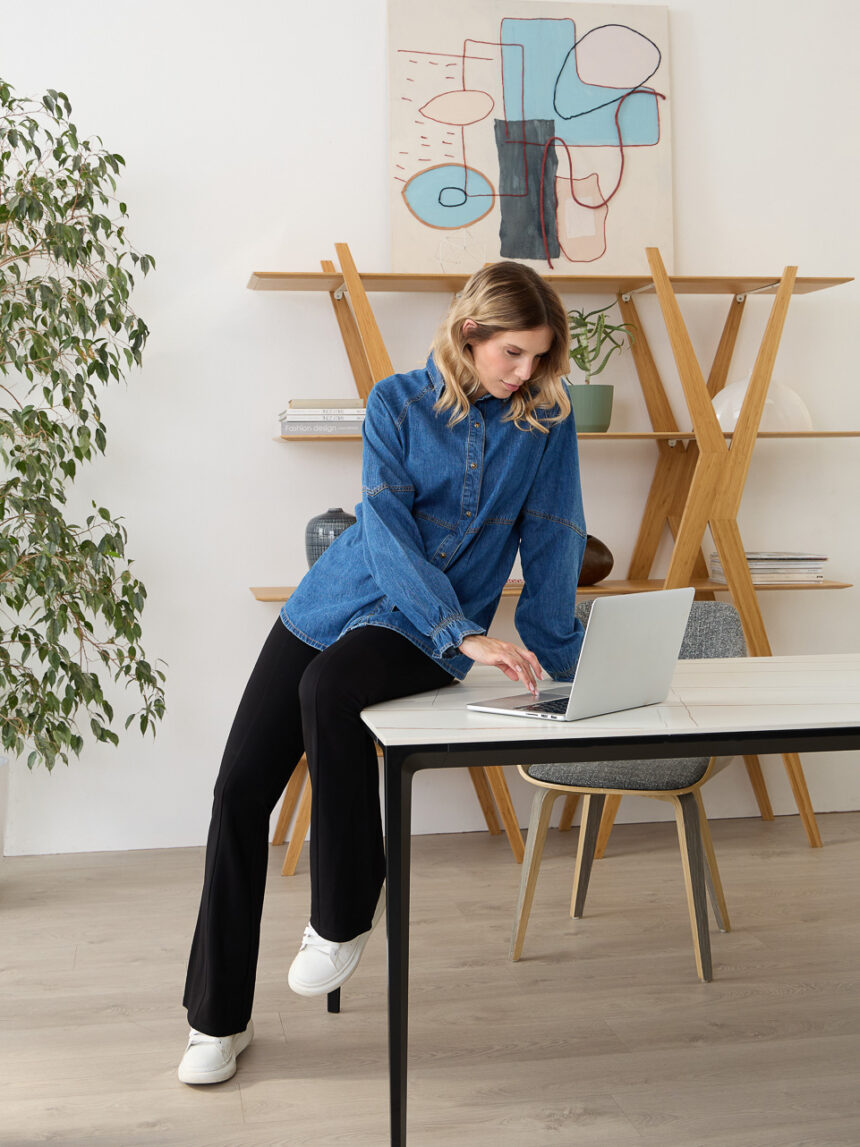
[3,0,858,855]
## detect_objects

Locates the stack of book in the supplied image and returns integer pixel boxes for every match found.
[279,398,365,437]
[709,551,827,584]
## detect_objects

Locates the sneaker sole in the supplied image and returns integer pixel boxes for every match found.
[177,1022,254,1085]
[288,891,385,998]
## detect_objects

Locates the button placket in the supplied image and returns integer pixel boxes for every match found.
[462,409,483,526]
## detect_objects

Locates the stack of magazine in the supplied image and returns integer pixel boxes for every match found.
[279,398,365,437]
[709,551,827,584]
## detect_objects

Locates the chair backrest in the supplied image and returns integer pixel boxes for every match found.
[574,599,746,660]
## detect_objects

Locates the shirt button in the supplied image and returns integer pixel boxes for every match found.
[465,511,472,517]
[473,422,480,428]
[470,462,477,469]
[440,552,447,558]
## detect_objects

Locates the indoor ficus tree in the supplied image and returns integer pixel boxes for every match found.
[0,78,165,770]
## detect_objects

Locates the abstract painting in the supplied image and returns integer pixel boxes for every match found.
[388,1,672,274]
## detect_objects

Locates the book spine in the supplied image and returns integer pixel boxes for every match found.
[281,410,366,420]
[710,564,825,572]
[280,422,364,435]
[710,573,824,584]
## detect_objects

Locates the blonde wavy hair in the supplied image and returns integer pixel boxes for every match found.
[432,261,571,432]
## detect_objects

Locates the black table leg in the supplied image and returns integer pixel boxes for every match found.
[384,749,413,1147]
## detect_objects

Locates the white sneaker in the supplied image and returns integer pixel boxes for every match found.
[288,888,385,998]
[177,1021,254,1085]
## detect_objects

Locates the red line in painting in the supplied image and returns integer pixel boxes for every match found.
[555,87,666,213]
[539,139,560,269]
[460,36,530,200]
[397,48,494,61]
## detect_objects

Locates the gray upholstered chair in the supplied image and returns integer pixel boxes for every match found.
[510,599,746,982]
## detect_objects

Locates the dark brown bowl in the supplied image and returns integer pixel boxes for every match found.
[578,534,614,586]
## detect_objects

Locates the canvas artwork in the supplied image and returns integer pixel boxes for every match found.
[388,1,672,275]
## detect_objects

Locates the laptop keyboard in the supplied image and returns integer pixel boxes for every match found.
[522,696,568,715]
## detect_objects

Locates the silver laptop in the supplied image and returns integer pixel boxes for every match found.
[466,587,695,722]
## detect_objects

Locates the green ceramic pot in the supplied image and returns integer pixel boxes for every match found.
[567,382,613,433]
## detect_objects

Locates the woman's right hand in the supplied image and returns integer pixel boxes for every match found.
[458,635,544,697]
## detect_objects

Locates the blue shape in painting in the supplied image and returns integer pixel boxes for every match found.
[500,18,659,146]
[402,165,494,228]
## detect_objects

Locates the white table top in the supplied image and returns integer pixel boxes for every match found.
[360,653,860,747]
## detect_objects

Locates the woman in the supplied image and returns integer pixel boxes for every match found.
[179,260,587,1084]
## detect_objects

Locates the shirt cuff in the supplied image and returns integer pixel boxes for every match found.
[432,615,486,658]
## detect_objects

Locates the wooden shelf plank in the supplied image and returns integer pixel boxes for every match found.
[579,431,860,439]
[251,578,852,604]
[249,271,853,296]
[278,430,860,443]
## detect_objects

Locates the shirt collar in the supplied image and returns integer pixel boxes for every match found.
[426,353,446,398]
[426,352,497,405]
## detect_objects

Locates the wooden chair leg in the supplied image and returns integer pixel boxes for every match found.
[484,766,525,863]
[694,790,730,933]
[557,793,580,832]
[468,767,502,835]
[570,794,606,918]
[272,756,308,846]
[672,792,713,982]
[743,755,774,821]
[593,794,621,859]
[510,788,559,960]
[780,750,822,848]
[282,775,312,876]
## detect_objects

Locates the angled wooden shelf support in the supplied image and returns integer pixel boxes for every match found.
[268,245,522,866]
[604,248,820,848]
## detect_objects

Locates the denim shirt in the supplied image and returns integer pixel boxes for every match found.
[281,355,587,681]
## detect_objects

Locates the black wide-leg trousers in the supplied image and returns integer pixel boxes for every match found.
[183,619,454,1037]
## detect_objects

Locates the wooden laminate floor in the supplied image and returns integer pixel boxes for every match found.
[1,812,859,1147]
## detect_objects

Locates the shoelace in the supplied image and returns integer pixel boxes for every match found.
[187,1030,225,1048]
[298,924,340,956]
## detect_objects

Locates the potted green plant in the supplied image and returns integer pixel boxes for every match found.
[566,302,635,432]
[1,79,165,771]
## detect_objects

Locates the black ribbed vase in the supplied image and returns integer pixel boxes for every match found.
[305,506,357,568]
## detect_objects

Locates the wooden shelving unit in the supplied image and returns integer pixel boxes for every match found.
[250,242,855,850]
